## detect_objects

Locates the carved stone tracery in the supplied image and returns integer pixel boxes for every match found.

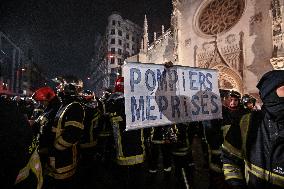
[197,41,242,74]
[215,65,243,92]
[270,57,284,69]
[221,44,241,73]
[270,0,284,69]
[197,0,245,36]
[249,12,263,25]
[196,33,244,92]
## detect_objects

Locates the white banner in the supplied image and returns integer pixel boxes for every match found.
[123,62,222,130]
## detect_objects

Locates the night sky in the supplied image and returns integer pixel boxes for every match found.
[0,0,172,84]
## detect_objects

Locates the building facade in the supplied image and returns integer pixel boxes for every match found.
[90,12,143,95]
[89,34,109,97]
[128,0,284,102]
[0,32,46,96]
[106,12,142,89]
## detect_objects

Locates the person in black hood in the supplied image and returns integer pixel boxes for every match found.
[257,70,284,123]
[221,70,284,189]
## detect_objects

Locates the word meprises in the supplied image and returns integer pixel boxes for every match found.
[130,94,219,122]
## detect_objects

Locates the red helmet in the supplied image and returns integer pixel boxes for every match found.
[32,87,56,102]
[114,76,124,93]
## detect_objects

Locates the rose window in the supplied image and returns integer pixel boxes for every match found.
[198,0,245,36]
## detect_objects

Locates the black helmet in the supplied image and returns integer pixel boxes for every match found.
[241,94,256,106]
[82,89,93,96]
[81,90,94,101]
[100,88,112,101]
[219,89,230,99]
[229,90,241,99]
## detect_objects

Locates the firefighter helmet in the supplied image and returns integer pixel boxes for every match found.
[229,90,241,99]
[32,86,56,102]
[241,94,256,106]
[219,89,230,99]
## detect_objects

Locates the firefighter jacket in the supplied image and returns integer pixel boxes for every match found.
[227,106,248,125]
[0,99,43,189]
[80,102,101,149]
[106,92,145,166]
[46,97,85,179]
[33,96,62,150]
[202,106,241,173]
[203,118,225,173]
[222,110,284,188]
[97,98,113,139]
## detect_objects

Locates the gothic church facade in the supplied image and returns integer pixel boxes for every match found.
[129,0,284,100]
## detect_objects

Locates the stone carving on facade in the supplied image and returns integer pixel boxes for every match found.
[196,0,245,36]
[171,7,180,62]
[270,0,284,60]
[215,64,242,92]
[225,34,236,44]
[185,38,191,47]
[196,35,244,91]
[197,41,229,69]
[193,0,246,89]
[249,12,263,25]
[218,72,237,89]
[148,29,172,51]
[270,57,284,69]
[202,42,215,51]
[197,43,214,68]
[172,0,190,11]
[148,53,153,62]
[221,44,241,73]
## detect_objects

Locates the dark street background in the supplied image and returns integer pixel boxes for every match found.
[0,0,172,81]
[76,135,209,189]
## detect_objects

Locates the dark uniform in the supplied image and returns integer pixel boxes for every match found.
[148,125,176,172]
[171,123,194,189]
[79,100,101,153]
[77,97,101,188]
[203,91,247,189]
[106,92,146,189]
[203,107,234,168]
[222,70,284,188]
[0,98,43,189]
[44,96,85,188]
[96,94,114,164]
[34,96,62,165]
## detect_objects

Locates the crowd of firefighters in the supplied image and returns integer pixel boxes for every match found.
[1,67,284,189]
